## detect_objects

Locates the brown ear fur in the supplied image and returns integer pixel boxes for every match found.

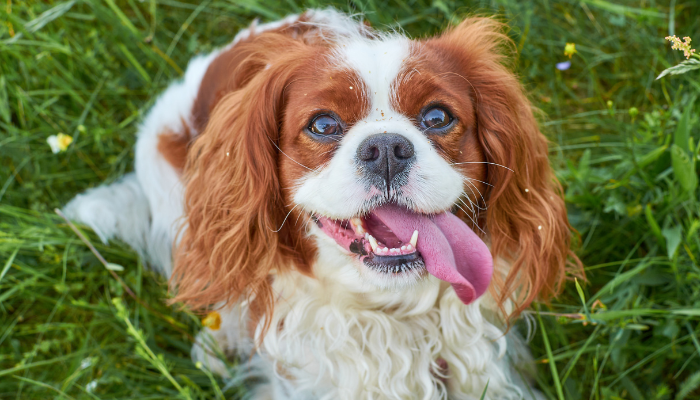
[170,34,316,330]
[431,18,583,317]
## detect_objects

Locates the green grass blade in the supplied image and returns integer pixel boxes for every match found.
[536,309,565,400]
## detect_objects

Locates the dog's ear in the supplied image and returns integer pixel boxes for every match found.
[171,35,314,328]
[433,18,583,316]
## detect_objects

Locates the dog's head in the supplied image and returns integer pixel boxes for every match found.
[172,15,580,324]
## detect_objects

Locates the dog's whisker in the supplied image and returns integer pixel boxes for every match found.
[267,136,315,171]
[458,196,481,224]
[459,197,481,226]
[452,161,514,172]
[272,203,300,232]
[463,180,488,210]
[436,71,482,104]
[455,203,485,234]
[459,198,481,219]
[461,185,487,211]
[294,204,307,227]
[464,176,494,187]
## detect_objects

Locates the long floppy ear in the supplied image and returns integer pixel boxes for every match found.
[170,35,314,327]
[437,18,583,316]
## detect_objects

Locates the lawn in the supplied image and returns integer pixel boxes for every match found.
[1,0,699,399]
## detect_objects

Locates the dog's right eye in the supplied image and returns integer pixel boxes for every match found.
[309,115,341,136]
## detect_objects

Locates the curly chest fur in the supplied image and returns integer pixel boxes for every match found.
[246,270,533,400]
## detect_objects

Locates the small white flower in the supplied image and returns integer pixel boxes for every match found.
[47,133,73,153]
[80,357,93,370]
[86,380,98,393]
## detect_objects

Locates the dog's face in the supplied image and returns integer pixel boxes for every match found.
[279,36,492,300]
[173,17,578,321]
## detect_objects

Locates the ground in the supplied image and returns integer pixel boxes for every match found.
[1,0,699,399]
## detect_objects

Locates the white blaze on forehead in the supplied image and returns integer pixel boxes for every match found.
[337,36,410,116]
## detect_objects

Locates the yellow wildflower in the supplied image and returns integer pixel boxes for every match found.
[665,35,696,59]
[46,133,73,153]
[564,43,577,59]
[202,311,221,331]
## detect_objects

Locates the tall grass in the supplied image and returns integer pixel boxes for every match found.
[1,0,699,398]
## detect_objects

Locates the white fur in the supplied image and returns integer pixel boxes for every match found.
[63,173,150,258]
[191,234,541,399]
[65,10,542,400]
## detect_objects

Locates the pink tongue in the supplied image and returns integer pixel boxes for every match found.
[372,204,493,304]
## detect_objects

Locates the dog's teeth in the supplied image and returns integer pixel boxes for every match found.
[401,246,406,251]
[406,244,413,251]
[410,230,418,247]
[351,217,364,234]
[367,235,379,253]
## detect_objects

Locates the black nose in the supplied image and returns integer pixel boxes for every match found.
[357,134,415,187]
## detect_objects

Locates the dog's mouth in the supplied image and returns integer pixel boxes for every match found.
[314,210,424,274]
[312,203,494,304]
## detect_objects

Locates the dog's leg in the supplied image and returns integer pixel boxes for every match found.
[63,173,151,260]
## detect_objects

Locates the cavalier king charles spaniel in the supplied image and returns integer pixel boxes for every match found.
[65,9,581,399]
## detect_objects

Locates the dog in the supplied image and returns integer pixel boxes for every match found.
[65,9,581,399]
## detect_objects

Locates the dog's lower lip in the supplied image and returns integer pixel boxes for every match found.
[363,253,425,274]
[369,251,420,264]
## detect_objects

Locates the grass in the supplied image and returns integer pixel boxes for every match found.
[1,0,699,398]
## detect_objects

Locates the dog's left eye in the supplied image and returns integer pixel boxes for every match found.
[421,107,452,130]
[309,115,341,136]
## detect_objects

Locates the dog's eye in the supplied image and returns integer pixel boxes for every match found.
[421,107,452,130]
[309,115,341,136]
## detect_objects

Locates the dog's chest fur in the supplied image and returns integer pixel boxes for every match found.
[204,251,535,400]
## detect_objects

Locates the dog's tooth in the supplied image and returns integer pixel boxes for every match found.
[367,235,379,253]
[401,246,406,251]
[410,230,419,247]
[351,217,364,234]
[406,244,413,251]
